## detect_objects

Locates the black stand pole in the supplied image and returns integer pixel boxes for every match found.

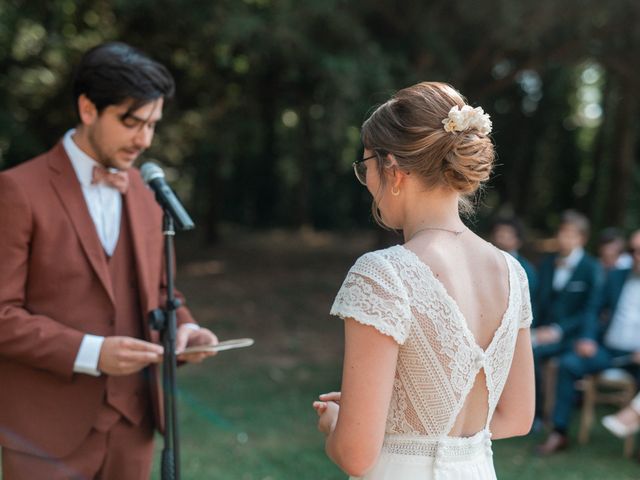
[150,211,181,480]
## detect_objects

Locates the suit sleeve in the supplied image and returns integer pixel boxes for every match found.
[0,174,84,379]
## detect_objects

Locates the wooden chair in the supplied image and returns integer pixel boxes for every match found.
[577,369,637,457]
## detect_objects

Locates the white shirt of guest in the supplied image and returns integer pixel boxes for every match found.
[604,274,640,352]
[616,253,634,269]
[63,129,124,376]
[553,247,584,291]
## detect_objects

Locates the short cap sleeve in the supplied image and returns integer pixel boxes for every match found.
[330,251,412,344]
[514,259,533,329]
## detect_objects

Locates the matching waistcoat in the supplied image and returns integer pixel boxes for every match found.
[93,207,152,433]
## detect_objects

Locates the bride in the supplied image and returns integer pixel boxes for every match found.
[313,82,534,479]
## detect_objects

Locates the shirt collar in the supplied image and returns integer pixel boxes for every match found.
[559,247,584,269]
[62,129,102,187]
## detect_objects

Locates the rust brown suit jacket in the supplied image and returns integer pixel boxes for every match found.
[0,143,195,458]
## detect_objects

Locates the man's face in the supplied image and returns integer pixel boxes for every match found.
[599,240,624,269]
[557,223,585,255]
[492,225,521,253]
[84,98,164,170]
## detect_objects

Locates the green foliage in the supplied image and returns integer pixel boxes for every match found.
[1,0,639,239]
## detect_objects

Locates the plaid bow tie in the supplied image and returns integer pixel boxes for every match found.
[91,166,129,194]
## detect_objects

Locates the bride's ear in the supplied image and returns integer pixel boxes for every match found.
[385,153,409,189]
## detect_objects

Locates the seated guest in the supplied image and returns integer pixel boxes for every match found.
[598,227,633,274]
[537,229,640,454]
[490,216,538,298]
[532,210,602,427]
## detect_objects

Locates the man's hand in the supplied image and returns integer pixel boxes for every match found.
[575,339,598,358]
[534,326,562,346]
[176,324,218,364]
[98,336,163,376]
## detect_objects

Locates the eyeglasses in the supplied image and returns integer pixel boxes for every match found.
[352,153,378,186]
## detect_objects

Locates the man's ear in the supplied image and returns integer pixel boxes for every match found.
[77,94,98,126]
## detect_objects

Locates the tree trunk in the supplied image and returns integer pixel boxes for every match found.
[254,70,279,227]
[606,78,638,227]
[295,103,312,227]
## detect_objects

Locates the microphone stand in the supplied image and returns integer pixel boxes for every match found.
[149,211,181,480]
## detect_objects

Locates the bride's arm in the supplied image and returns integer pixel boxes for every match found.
[489,328,535,439]
[323,317,399,477]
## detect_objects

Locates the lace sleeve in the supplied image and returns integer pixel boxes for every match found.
[330,251,412,344]
[515,260,533,329]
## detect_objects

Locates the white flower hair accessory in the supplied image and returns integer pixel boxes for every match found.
[442,105,492,135]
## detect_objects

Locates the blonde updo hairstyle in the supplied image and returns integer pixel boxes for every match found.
[361,82,495,225]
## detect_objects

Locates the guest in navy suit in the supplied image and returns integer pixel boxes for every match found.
[531,211,602,430]
[537,229,640,454]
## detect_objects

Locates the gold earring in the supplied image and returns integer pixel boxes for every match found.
[391,186,400,196]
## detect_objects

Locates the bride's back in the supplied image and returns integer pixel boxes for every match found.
[405,231,510,437]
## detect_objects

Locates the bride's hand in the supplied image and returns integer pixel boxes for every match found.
[318,391,341,404]
[312,391,341,415]
[315,401,339,435]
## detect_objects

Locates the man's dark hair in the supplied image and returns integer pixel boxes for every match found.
[72,42,175,119]
[598,227,624,247]
[491,217,524,241]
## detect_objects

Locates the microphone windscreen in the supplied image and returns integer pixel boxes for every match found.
[140,162,164,185]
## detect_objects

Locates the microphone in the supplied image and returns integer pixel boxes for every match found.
[140,162,195,231]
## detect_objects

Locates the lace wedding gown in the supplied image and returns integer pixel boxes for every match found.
[330,245,532,480]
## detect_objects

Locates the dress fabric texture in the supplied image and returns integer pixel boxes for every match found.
[330,245,533,480]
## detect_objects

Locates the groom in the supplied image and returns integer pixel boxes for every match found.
[0,42,216,479]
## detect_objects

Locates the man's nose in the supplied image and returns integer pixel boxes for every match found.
[133,125,154,149]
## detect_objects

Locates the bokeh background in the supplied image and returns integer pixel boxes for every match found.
[1,1,640,478]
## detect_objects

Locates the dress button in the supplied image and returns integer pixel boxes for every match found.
[434,443,443,469]
[474,350,486,369]
[484,431,493,456]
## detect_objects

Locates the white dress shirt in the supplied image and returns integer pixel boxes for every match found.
[63,129,123,376]
[553,247,584,291]
[63,130,122,256]
[604,274,640,352]
[616,253,634,269]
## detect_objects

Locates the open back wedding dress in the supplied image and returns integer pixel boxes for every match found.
[331,245,532,480]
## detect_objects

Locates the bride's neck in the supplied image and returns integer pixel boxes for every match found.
[401,190,464,242]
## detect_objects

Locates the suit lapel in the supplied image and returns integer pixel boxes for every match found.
[48,144,115,305]
[542,255,556,296]
[612,269,631,308]
[123,177,153,317]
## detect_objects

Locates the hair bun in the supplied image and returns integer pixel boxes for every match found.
[443,132,494,194]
